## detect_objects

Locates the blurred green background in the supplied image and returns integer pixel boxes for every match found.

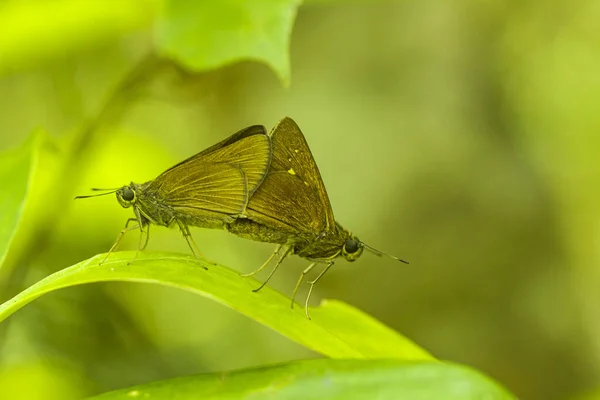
[1,1,599,399]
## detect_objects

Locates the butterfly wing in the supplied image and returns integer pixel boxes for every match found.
[192,125,267,158]
[244,117,335,234]
[199,134,271,196]
[243,171,325,234]
[159,125,270,196]
[146,161,249,219]
[144,126,271,221]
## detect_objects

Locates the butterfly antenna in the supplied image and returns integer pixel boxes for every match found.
[363,243,409,264]
[74,189,118,199]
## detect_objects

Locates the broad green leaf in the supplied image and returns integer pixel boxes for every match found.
[156,0,301,85]
[0,0,157,75]
[87,359,515,400]
[0,251,432,360]
[0,133,41,269]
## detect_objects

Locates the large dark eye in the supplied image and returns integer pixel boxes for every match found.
[344,238,359,254]
[122,188,135,201]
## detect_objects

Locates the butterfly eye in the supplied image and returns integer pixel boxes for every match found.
[344,238,359,254]
[122,188,135,202]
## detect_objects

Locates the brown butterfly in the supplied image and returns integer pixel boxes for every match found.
[76,125,271,266]
[226,117,408,318]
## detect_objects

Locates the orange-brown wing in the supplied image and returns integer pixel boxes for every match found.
[244,117,335,233]
[159,125,270,196]
[149,160,248,217]
[145,126,271,219]
[199,134,271,196]
[244,170,326,234]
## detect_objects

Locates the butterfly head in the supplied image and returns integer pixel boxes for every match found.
[116,184,137,209]
[341,235,364,262]
[336,223,409,265]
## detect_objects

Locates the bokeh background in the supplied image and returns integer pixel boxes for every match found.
[1,1,599,399]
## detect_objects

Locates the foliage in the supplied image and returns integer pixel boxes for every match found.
[88,359,514,400]
[0,251,432,361]
[0,135,511,396]
[3,0,596,399]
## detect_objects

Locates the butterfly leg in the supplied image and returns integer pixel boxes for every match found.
[100,218,139,265]
[127,224,149,265]
[177,220,209,270]
[252,245,292,293]
[140,224,150,250]
[304,261,335,320]
[291,262,317,310]
[240,244,282,277]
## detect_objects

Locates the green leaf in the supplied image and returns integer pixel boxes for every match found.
[0,133,42,269]
[0,0,157,75]
[155,0,301,85]
[0,251,432,360]
[87,359,515,400]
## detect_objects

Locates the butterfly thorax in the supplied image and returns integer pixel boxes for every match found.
[295,223,364,262]
[293,224,346,260]
[115,182,173,227]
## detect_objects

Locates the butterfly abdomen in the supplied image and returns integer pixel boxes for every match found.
[226,219,290,244]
